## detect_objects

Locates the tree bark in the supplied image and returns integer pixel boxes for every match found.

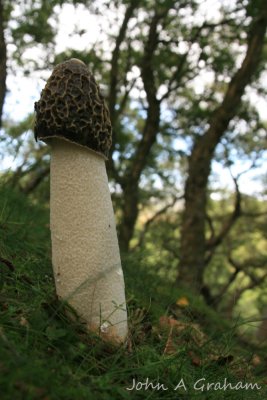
[0,0,6,127]
[178,0,267,292]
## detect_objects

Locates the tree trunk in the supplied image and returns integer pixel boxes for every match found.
[118,10,162,252]
[178,1,267,292]
[179,144,210,290]
[118,101,160,252]
[0,0,7,127]
[118,181,139,252]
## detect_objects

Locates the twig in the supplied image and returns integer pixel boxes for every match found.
[0,256,15,272]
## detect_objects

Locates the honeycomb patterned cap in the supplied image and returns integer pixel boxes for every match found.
[34,59,112,159]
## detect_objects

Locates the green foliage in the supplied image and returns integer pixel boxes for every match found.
[11,2,55,45]
[4,114,35,139]
[3,0,266,210]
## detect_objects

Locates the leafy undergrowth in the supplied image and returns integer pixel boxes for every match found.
[0,185,266,400]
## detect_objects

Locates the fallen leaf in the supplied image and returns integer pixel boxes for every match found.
[159,316,191,331]
[176,297,189,307]
[163,326,176,355]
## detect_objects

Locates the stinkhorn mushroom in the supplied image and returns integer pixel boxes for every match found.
[34,59,128,344]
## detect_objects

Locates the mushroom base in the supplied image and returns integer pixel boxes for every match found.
[49,138,128,344]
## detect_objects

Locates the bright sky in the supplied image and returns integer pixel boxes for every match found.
[1,1,266,197]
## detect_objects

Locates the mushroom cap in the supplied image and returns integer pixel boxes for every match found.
[34,59,112,159]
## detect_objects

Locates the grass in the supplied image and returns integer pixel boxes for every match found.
[0,184,266,400]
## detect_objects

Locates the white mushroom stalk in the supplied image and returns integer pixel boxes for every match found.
[34,59,128,344]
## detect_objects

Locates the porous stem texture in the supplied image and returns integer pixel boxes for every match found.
[50,138,127,343]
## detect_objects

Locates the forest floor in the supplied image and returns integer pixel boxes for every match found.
[0,185,266,400]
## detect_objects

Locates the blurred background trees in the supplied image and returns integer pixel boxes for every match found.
[0,0,267,333]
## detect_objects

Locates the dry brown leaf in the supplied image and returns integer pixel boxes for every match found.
[159,316,208,356]
[159,315,178,328]
[163,326,176,355]
[176,297,189,307]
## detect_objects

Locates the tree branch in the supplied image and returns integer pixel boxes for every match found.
[21,166,50,194]
[159,15,241,102]
[126,10,166,184]
[203,248,267,308]
[208,2,267,146]
[206,175,241,250]
[205,214,216,243]
[117,77,137,116]
[214,253,267,314]
[223,271,267,317]
[134,194,183,249]
[212,264,241,307]
[107,0,139,180]
[108,0,139,127]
